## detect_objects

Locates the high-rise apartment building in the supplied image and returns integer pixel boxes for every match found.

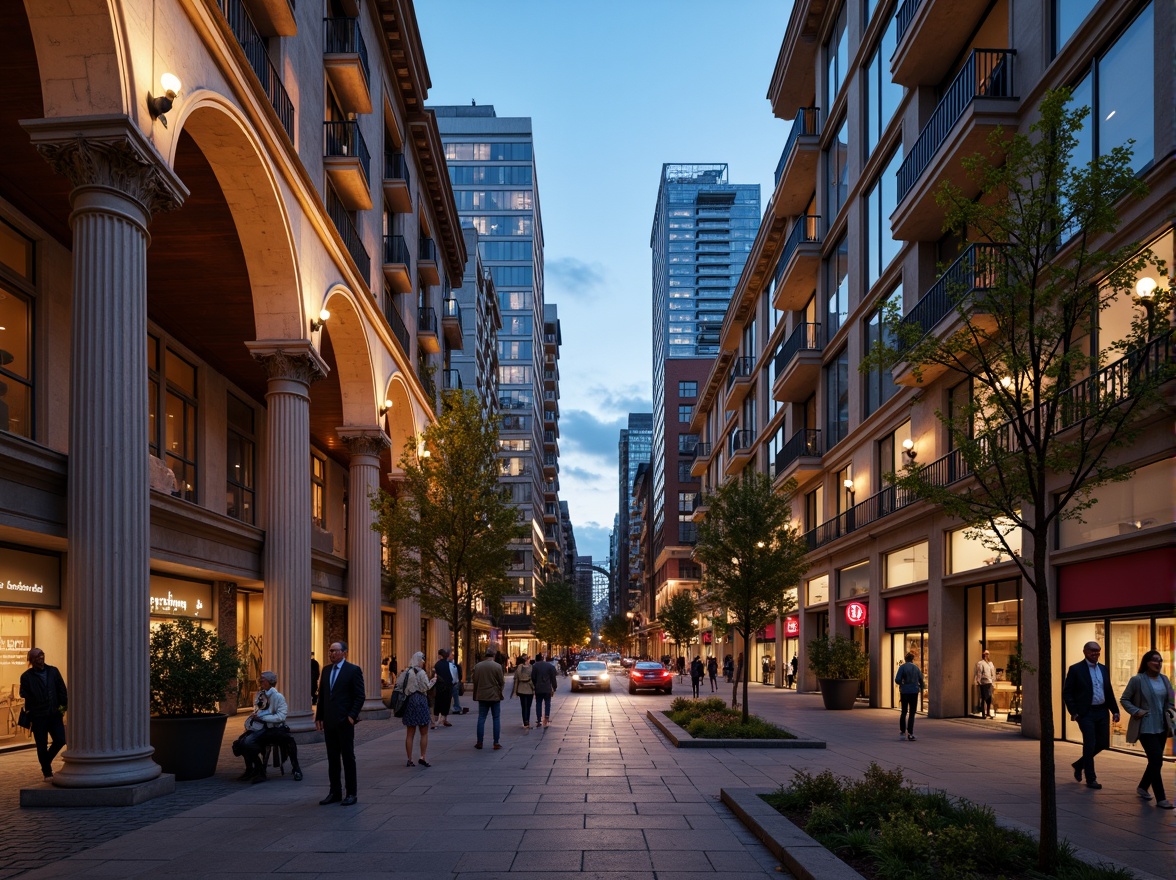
[434,105,553,602]
[450,224,501,421]
[616,413,653,615]
[647,164,758,644]
[692,0,1173,760]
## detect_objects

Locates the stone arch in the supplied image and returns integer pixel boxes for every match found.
[22,0,131,117]
[166,92,302,339]
[319,284,380,428]
[383,372,420,472]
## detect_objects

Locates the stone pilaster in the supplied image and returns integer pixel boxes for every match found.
[21,117,186,789]
[246,342,328,732]
[339,429,390,716]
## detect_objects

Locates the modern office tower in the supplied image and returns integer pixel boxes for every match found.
[449,224,501,420]
[0,1,466,798]
[434,105,552,606]
[691,0,1173,754]
[648,164,759,642]
[617,413,653,615]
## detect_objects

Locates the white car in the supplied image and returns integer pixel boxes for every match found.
[570,660,611,691]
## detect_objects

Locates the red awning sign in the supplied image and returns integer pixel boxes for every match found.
[845,601,868,627]
[784,616,799,637]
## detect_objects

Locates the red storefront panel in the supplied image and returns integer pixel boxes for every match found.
[1058,547,1176,614]
[886,592,929,629]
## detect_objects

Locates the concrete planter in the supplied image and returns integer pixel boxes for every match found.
[149,713,228,781]
[818,678,860,710]
[647,710,825,748]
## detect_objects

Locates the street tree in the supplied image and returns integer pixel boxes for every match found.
[599,614,630,652]
[372,390,522,678]
[657,590,698,668]
[532,575,590,659]
[870,89,1172,873]
[693,472,807,722]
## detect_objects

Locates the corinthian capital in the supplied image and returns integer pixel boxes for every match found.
[338,430,390,459]
[246,341,330,386]
[22,115,188,216]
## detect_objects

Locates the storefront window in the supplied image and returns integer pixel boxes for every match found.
[837,560,870,599]
[885,541,928,588]
[965,580,1022,721]
[1058,458,1172,547]
[889,631,928,713]
[948,518,1022,573]
[0,608,32,742]
[807,574,829,606]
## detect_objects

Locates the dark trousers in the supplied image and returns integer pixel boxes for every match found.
[246,729,301,774]
[899,693,919,734]
[323,720,357,796]
[709,673,717,692]
[1071,705,1111,783]
[977,683,994,715]
[1137,732,1168,800]
[31,715,66,775]
[691,677,701,698]
[518,694,534,726]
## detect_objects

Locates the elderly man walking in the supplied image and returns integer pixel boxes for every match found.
[471,648,505,750]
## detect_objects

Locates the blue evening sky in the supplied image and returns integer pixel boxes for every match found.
[416,1,793,564]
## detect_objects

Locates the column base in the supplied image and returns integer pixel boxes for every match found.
[360,700,390,721]
[52,749,162,788]
[21,774,175,807]
[285,709,317,733]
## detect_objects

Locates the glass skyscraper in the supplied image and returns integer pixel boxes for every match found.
[617,413,652,612]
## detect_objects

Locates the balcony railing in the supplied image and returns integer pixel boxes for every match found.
[727,356,755,390]
[775,322,823,374]
[727,429,755,457]
[442,297,461,322]
[417,363,435,401]
[419,236,436,262]
[775,215,822,286]
[690,441,712,461]
[326,188,369,280]
[774,107,821,186]
[897,49,1015,200]
[417,306,438,335]
[324,121,371,182]
[384,150,409,185]
[383,233,410,266]
[323,16,370,85]
[774,429,822,476]
[382,296,410,353]
[216,0,294,138]
[899,243,1006,346]
[442,369,462,391]
[895,0,923,42]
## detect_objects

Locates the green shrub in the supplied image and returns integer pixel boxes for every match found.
[664,700,794,739]
[807,634,869,679]
[149,618,241,716]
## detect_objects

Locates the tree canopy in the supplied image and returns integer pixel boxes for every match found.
[531,575,590,656]
[693,471,807,720]
[599,614,630,652]
[657,590,698,660]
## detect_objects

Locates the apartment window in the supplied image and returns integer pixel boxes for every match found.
[677,461,694,481]
[226,395,255,525]
[865,148,903,291]
[499,291,533,311]
[679,380,697,398]
[677,433,698,454]
[826,117,849,220]
[148,336,198,501]
[678,491,695,513]
[837,560,870,599]
[742,387,757,434]
[864,286,901,416]
[825,347,850,447]
[877,419,912,489]
[498,339,532,360]
[865,11,901,156]
[1058,459,1172,547]
[948,518,1022,573]
[0,220,34,439]
[825,2,849,108]
[885,541,929,588]
[499,438,531,452]
[807,574,829,605]
[835,465,853,515]
[826,236,849,334]
[804,486,824,531]
[1053,0,1099,55]
[305,454,325,529]
[498,365,532,385]
[678,404,693,423]
[500,457,529,477]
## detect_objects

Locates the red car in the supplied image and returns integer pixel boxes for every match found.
[628,661,673,695]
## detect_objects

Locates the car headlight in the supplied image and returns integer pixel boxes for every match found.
[571,674,580,681]
[600,673,609,681]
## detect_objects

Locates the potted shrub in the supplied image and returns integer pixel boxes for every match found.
[807,634,868,710]
[149,617,241,780]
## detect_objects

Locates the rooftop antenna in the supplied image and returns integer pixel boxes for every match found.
[471,99,476,106]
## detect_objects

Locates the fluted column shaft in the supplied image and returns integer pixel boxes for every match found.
[340,430,389,715]
[395,598,422,665]
[22,120,186,788]
[248,344,327,732]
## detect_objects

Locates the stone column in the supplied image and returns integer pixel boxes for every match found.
[395,598,422,666]
[339,429,390,716]
[246,343,328,732]
[429,617,452,657]
[22,118,186,789]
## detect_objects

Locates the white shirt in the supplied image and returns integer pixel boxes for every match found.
[974,658,995,685]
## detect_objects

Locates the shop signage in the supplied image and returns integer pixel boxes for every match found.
[702,632,712,644]
[149,575,212,619]
[845,601,868,627]
[0,546,61,608]
[784,616,799,637]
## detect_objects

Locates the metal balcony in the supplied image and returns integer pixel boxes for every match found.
[418,237,439,286]
[417,306,439,354]
[382,234,411,293]
[772,215,822,311]
[382,294,410,354]
[323,17,371,114]
[724,429,756,475]
[240,0,296,37]
[382,151,411,213]
[325,188,369,282]
[772,107,821,218]
[441,369,462,391]
[772,429,823,485]
[772,322,823,402]
[689,441,713,478]
[891,0,996,88]
[441,298,463,348]
[216,0,294,137]
[726,356,756,407]
[323,121,372,210]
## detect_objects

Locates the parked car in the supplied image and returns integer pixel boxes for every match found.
[627,661,673,695]
[570,660,610,692]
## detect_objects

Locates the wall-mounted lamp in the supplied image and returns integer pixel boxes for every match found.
[310,308,331,332]
[148,73,182,128]
[843,478,855,501]
[1135,276,1158,336]
[379,398,393,417]
[902,437,917,463]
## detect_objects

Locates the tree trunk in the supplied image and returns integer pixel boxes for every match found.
[1031,535,1058,875]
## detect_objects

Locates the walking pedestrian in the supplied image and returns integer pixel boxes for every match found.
[762,654,771,684]
[398,652,435,767]
[676,655,686,680]
[314,641,364,805]
[974,649,996,718]
[689,655,704,698]
[531,652,559,728]
[1118,650,1172,808]
[472,647,505,749]
[432,648,454,729]
[895,652,924,740]
[788,654,798,689]
[723,654,733,683]
[707,655,718,692]
[510,652,535,729]
[449,652,465,715]
[1063,641,1119,789]
[19,647,67,780]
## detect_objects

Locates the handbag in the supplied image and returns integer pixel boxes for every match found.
[1164,704,1176,738]
[17,707,30,730]
[390,671,409,717]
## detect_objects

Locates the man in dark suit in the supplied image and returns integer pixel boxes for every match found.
[19,647,68,780]
[1062,641,1120,789]
[315,641,365,805]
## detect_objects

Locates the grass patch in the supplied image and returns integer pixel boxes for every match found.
[761,763,1134,880]
[664,696,794,740]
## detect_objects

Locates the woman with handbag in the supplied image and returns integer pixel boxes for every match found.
[1119,650,1174,808]
[398,652,435,767]
[510,653,535,729]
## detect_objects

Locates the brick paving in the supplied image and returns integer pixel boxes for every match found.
[0,683,1170,879]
